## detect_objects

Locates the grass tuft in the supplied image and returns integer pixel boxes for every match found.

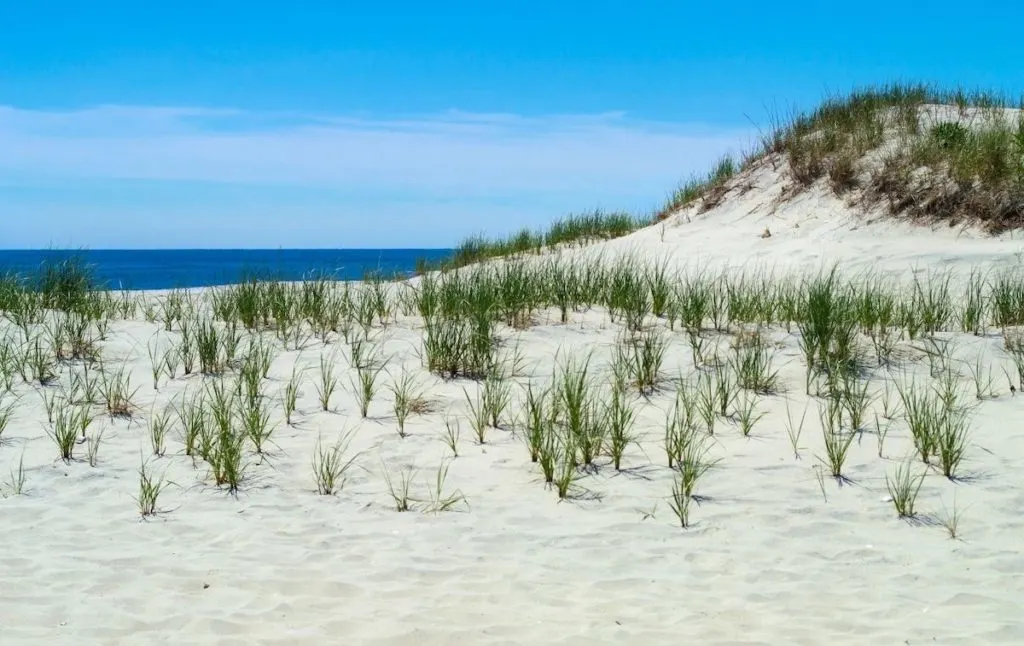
[886,460,926,518]
[312,431,359,495]
[136,458,168,517]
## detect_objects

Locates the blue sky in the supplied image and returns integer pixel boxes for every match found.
[2,1,1022,249]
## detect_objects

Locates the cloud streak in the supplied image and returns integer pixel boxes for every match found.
[0,105,751,192]
[0,105,752,247]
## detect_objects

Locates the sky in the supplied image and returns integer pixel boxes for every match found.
[2,1,1023,249]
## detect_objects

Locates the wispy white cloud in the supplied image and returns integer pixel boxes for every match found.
[0,105,753,247]
[0,105,752,192]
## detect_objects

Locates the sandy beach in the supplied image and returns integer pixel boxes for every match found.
[5,89,1024,644]
[4,159,1024,645]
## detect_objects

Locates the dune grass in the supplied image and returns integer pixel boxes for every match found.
[651,84,1024,230]
[817,396,857,480]
[100,364,139,418]
[175,389,207,459]
[4,170,1023,540]
[136,458,168,517]
[351,358,387,419]
[463,385,490,444]
[419,209,648,272]
[3,452,26,497]
[0,250,1013,545]
[605,387,637,471]
[85,427,104,467]
[424,458,468,513]
[315,352,340,412]
[312,431,359,495]
[148,405,173,457]
[886,460,926,518]
[655,155,739,222]
[48,403,83,462]
[770,84,1024,230]
[784,400,808,459]
[667,470,692,528]
[440,413,462,457]
[0,395,15,444]
[203,378,248,494]
[382,461,417,512]
[238,390,274,456]
[390,368,424,437]
[481,373,512,429]
[0,255,101,315]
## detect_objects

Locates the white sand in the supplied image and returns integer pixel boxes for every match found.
[3,166,1024,645]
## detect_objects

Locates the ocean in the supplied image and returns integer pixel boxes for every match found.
[0,249,454,291]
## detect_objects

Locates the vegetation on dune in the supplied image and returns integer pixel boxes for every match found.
[657,83,1024,231]
[418,209,649,272]
[0,255,104,315]
[1,246,1015,530]
[7,84,1024,534]
[654,155,739,222]
[412,83,1024,275]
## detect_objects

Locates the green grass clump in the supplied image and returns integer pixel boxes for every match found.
[390,368,424,437]
[4,453,26,496]
[85,427,104,467]
[136,459,168,517]
[422,314,497,380]
[0,396,15,443]
[552,434,582,500]
[203,379,248,494]
[817,396,856,480]
[440,414,461,458]
[0,255,101,316]
[312,431,359,495]
[656,155,738,221]
[148,406,172,457]
[100,364,139,418]
[797,268,861,395]
[729,331,780,394]
[175,389,207,459]
[463,385,490,444]
[430,209,646,270]
[281,363,303,426]
[238,391,274,456]
[425,458,468,513]
[733,390,764,437]
[664,386,697,468]
[382,462,417,512]
[895,377,970,475]
[613,329,668,396]
[667,470,692,529]
[48,403,85,462]
[315,352,340,412]
[481,373,512,429]
[886,460,926,518]
[522,383,553,463]
[351,351,387,419]
[604,388,637,471]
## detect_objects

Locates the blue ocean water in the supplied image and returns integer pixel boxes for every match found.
[0,249,454,290]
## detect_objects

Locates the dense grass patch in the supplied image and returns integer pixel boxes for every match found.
[422,209,648,271]
[763,84,1024,231]
[0,255,106,316]
[655,155,739,222]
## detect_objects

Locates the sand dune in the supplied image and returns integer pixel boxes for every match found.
[4,136,1024,644]
[599,158,1024,275]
